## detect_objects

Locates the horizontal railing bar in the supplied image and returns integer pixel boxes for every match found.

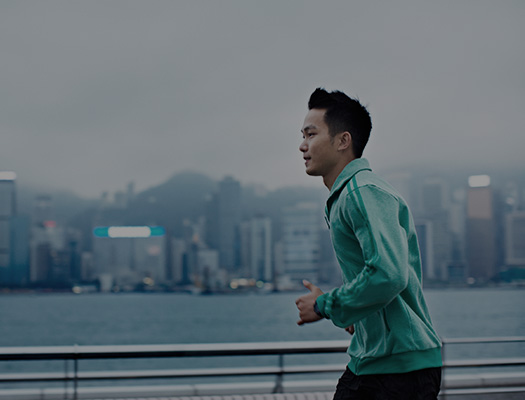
[444,357,525,368]
[1,336,524,361]
[444,371,525,389]
[0,340,350,361]
[0,358,525,383]
[285,364,344,374]
[0,364,346,383]
[4,357,525,383]
[0,372,70,383]
[441,386,525,395]
[441,336,525,345]
[0,368,284,382]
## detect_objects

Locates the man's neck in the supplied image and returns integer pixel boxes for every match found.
[323,172,340,191]
[323,157,357,191]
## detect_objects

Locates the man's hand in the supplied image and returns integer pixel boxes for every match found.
[295,280,324,325]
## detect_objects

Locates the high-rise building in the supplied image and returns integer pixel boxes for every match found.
[281,202,321,283]
[448,189,468,282]
[420,178,449,214]
[170,238,187,284]
[197,248,221,290]
[415,220,435,280]
[33,195,53,227]
[449,188,467,261]
[0,172,30,287]
[30,222,65,282]
[466,175,497,281]
[240,217,272,281]
[9,216,30,286]
[30,223,85,286]
[0,172,16,271]
[126,181,135,204]
[418,178,452,281]
[92,226,167,290]
[206,176,241,272]
[505,211,525,267]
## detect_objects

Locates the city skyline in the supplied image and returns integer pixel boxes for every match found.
[2,163,525,291]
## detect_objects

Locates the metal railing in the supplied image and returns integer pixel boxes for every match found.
[0,337,524,399]
[440,336,525,399]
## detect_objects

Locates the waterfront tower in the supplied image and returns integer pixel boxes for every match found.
[0,172,30,287]
[240,216,273,282]
[0,172,16,274]
[206,176,241,273]
[281,202,321,284]
[505,211,525,271]
[466,175,497,282]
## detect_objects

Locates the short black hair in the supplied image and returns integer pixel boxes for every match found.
[308,88,372,158]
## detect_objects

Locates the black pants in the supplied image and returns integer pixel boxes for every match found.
[333,366,442,400]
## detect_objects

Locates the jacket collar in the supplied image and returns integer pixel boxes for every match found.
[325,158,372,218]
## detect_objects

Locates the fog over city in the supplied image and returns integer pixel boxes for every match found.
[2,8,525,394]
[1,1,524,198]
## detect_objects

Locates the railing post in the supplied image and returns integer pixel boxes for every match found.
[73,345,78,400]
[273,353,284,393]
[64,359,68,400]
[441,338,446,400]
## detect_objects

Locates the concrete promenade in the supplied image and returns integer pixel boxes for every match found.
[85,392,525,400]
[3,382,525,399]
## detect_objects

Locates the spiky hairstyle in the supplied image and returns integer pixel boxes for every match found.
[308,88,372,158]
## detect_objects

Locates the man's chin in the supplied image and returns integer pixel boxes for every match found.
[305,168,320,177]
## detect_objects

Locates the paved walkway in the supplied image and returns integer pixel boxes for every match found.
[87,390,525,400]
[91,394,333,400]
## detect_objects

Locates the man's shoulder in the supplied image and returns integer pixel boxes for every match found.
[327,160,405,216]
[345,169,396,195]
[340,170,404,209]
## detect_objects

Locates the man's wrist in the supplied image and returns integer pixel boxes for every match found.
[313,300,323,318]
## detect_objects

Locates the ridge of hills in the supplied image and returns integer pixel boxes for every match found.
[18,171,324,251]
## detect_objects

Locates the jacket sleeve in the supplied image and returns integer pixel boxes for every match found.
[315,184,409,328]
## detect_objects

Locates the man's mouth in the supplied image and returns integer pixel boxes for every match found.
[304,157,311,166]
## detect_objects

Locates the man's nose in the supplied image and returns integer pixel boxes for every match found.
[299,140,307,152]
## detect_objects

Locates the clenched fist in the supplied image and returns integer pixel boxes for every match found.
[295,280,324,325]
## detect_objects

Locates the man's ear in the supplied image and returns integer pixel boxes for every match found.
[338,131,352,151]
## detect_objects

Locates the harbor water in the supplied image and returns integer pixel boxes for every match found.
[0,288,524,389]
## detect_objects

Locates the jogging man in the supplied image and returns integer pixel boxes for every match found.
[295,88,442,399]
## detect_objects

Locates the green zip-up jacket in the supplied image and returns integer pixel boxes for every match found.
[315,158,442,375]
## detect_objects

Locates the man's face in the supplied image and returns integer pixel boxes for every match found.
[300,109,340,178]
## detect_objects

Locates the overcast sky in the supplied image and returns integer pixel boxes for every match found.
[1,1,523,198]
